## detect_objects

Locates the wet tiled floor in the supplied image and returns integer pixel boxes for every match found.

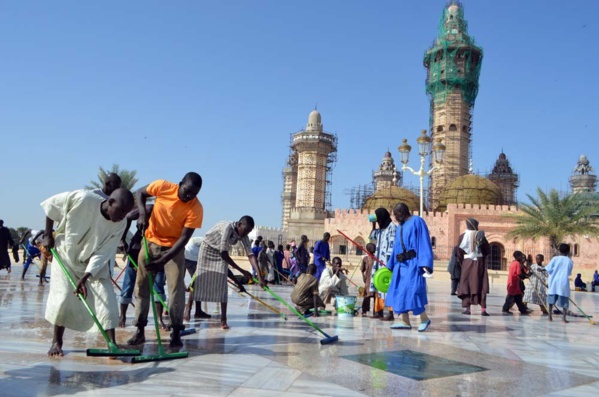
[1,263,599,396]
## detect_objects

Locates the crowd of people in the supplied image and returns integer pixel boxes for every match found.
[0,171,596,359]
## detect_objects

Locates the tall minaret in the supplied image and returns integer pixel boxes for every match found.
[424,2,483,210]
[569,155,597,194]
[286,109,337,240]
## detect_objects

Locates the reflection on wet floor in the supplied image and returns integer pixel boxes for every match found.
[342,350,487,381]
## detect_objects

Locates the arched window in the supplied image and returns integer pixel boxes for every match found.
[462,125,468,132]
[436,125,444,132]
[488,243,506,271]
[449,124,457,131]
[574,244,580,257]
[431,236,436,249]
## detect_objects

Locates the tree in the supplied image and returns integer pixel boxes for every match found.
[86,164,138,191]
[506,187,599,251]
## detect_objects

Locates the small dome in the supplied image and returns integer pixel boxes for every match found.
[448,4,459,13]
[308,110,321,125]
[306,109,323,132]
[385,151,392,158]
[499,153,507,160]
[362,186,420,213]
[437,175,502,211]
[579,155,589,165]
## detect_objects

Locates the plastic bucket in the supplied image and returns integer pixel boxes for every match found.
[373,268,392,293]
[335,296,357,318]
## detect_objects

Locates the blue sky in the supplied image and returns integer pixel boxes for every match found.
[1,0,598,235]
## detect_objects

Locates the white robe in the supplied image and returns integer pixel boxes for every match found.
[318,268,349,296]
[42,190,125,332]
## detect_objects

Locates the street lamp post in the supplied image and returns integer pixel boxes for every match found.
[397,130,446,215]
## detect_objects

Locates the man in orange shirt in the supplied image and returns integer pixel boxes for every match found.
[127,172,203,348]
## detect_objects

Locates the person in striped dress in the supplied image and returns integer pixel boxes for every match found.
[192,216,265,329]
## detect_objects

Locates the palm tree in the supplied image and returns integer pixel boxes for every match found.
[86,164,139,191]
[506,187,599,252]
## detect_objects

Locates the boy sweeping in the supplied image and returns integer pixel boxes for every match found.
[42,188,134,357]
[545,243,574,323]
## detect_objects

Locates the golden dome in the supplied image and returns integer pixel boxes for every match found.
[437,174,502,211]
[362,186,420,213]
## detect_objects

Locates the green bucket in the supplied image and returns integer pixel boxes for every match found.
[373,268,392,293]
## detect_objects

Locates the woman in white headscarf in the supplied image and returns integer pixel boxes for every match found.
[456,218,491,316]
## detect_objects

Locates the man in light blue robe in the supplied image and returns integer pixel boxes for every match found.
[386,203,434,332]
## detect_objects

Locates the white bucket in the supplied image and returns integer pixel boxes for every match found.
[335,296,357,318]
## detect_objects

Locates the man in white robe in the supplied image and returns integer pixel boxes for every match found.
[42,188,134,357]
[318,257,349,307]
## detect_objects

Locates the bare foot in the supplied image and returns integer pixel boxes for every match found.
[221,321,229,330]
[160,322,171,331]
[48,342,64,358]
[548,315,553,322]
[563,319,569,323]
[8,268,11,274]
[127,329,145,346]
[119,314,126,328]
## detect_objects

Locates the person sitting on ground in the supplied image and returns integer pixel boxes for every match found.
[190,216,265,329]
[360,243,376,317]
[546,243,574,323]
[291,263,325,316]
[574,273,587,291]
[318,257,349,309]
[41,188,134,357]
[502,251,530,316]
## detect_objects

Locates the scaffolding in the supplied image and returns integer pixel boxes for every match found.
[344,184,375,210]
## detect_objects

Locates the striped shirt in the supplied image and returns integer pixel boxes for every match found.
[202,221,252,256]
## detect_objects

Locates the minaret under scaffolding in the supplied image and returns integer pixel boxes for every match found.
[424,2,483,210]
[282,109,337,241]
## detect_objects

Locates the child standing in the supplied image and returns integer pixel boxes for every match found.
[360,243,376,317]
[502,251,530,315]
[545,243,574,323]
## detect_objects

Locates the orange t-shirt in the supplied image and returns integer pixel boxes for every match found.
[145,180,203,247]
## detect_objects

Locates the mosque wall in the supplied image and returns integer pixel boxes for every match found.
[325,203,599,281]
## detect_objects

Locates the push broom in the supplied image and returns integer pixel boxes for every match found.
[132,237,188,363]
[50,248,141,357]
[253,278,338,345]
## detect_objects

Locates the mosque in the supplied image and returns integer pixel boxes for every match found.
[277,3,598,277]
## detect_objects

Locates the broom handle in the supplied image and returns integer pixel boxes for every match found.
[336,229,386,267]
[227,279,283,316]
[143,237,166,354]
[127,253,168,308]
[253,277,331,337]
[50,248,114,346]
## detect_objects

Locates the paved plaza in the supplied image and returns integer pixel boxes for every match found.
[1,263,599,397]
